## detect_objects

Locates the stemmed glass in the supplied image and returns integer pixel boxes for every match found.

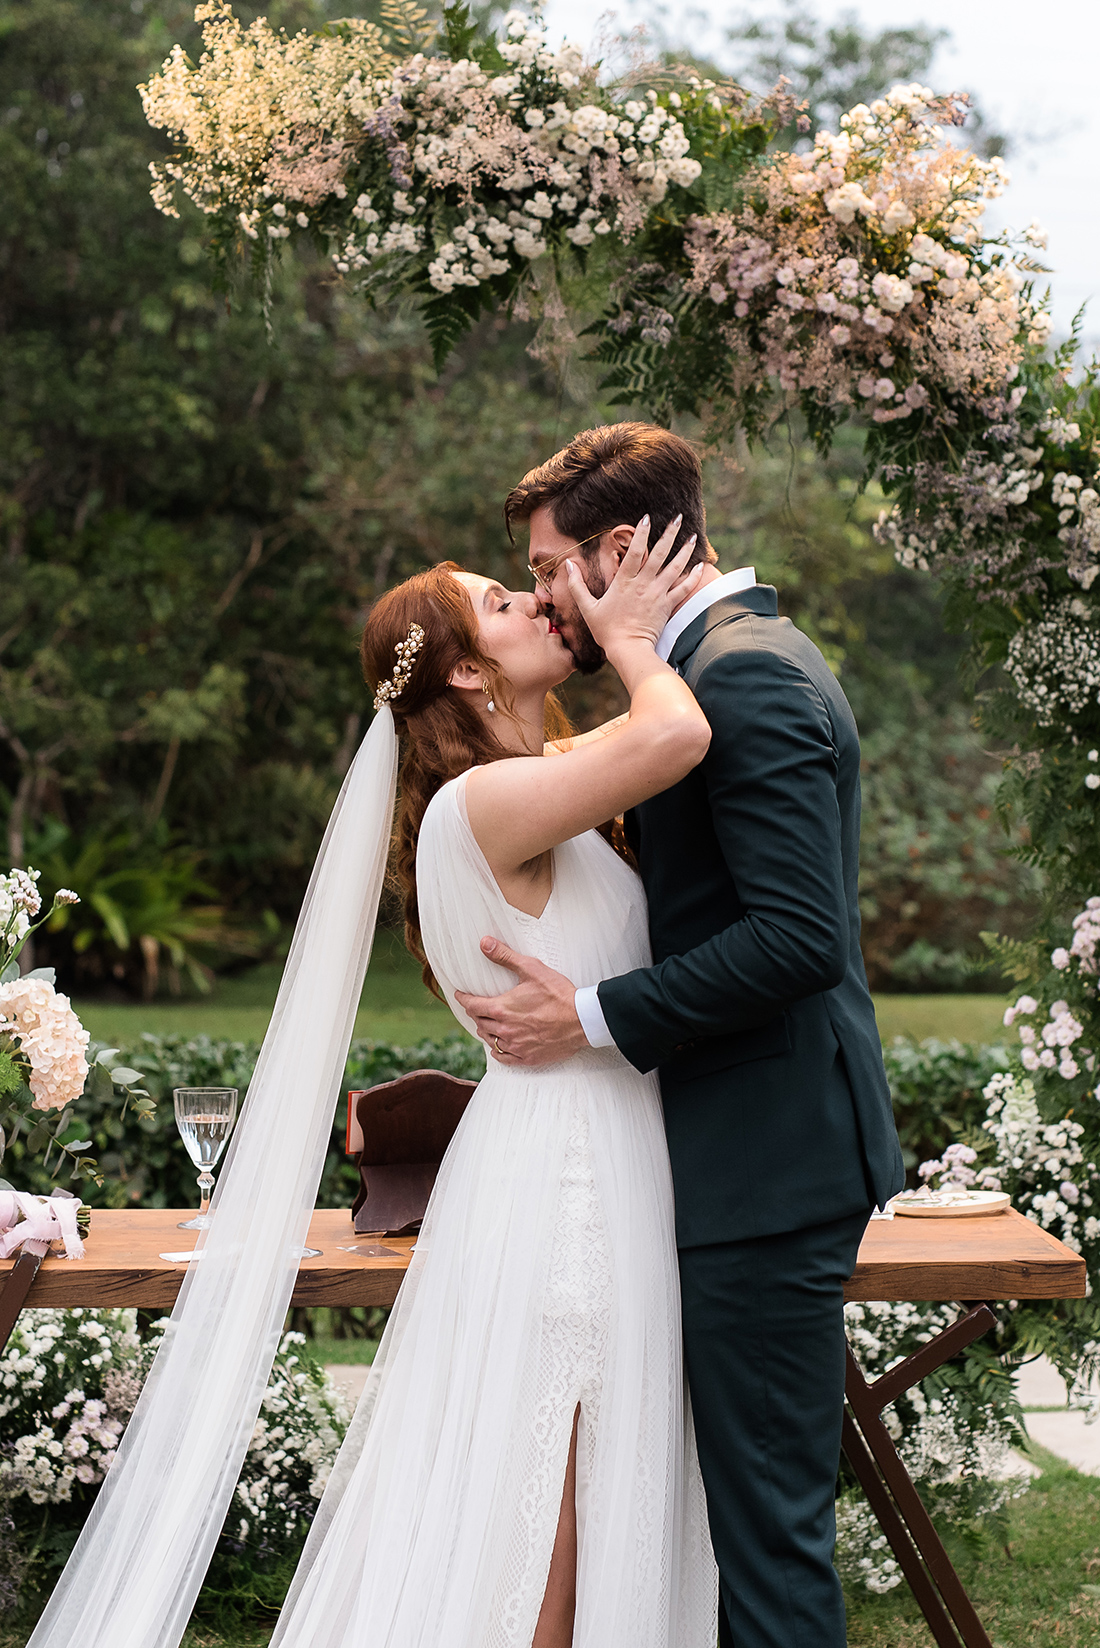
[174,1087,238,1230]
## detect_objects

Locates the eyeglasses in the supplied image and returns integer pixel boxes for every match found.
[527,529,607,593]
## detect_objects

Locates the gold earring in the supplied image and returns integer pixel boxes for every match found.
[482,680,496,713]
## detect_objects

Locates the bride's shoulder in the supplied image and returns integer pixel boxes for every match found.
[420,769,475,835]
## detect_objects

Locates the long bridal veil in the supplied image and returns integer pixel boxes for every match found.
[28,709,399,1648]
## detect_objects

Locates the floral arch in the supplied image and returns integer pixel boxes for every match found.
[146,2,1100,1426]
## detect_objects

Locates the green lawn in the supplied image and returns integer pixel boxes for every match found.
[74,932,1010,1052]
[311,1335,380,1365]
[843,1446,1100,1647]
[75,928,464,1048]
[872,993,1009,1047]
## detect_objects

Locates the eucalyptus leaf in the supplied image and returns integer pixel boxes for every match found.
[24,966,56,984]
[95,1048,121,1066]
[110,1067,143,1086]
[0,963,19,985]
[89,1061,114,1103]
[64,1139,93,1152]
[26,1120,50,1152]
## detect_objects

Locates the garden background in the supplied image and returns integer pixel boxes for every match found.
[2,0,1097,1643]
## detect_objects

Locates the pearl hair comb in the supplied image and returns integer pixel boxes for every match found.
[373,622,426,711]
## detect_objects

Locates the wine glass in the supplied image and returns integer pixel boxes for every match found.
[174,1087,238,1230]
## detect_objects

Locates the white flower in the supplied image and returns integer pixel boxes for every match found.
[871,271,914,313]
[0,977,89,1111]
[825,182,876,224]
[881,198,915,234]
[1087,774,1100,791]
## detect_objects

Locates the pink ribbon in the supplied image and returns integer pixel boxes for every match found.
[0,1191,85,1261]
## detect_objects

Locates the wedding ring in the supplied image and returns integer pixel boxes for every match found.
[494,1036,506,1056]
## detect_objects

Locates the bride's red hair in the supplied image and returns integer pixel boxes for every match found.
[361,562,571,994]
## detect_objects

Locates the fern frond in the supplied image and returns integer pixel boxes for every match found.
[380,0,436,52]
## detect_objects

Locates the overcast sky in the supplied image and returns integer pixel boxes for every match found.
[541,0,1100,342]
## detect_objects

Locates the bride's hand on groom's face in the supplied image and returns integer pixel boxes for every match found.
[454,938,588,1066]
[566,515,703,656]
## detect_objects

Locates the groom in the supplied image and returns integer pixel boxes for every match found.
[455,422,905,1647]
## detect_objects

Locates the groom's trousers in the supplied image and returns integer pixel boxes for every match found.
[679,1207,871,1648]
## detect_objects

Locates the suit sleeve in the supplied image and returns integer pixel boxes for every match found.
[596,641,849,1074]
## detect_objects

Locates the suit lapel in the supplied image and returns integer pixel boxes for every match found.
[668,584,780,674]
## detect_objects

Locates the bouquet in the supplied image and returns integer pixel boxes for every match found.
[0,868,152,1190]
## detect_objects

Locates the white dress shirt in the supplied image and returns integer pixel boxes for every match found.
[574,567,757,1049]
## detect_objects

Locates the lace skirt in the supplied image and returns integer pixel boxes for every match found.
[270,1060,717,1648]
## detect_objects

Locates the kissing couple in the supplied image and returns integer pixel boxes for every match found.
[270,420,905,1647]
[30,422,903,1648]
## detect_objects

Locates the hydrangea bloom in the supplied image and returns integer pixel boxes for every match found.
[0,977,90,1112]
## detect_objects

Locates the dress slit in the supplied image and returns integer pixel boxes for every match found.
[267,777,719,1647]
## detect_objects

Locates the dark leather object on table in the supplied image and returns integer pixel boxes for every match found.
[350,1069,477,1236]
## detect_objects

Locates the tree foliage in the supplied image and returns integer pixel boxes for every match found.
[0,0,1037,996]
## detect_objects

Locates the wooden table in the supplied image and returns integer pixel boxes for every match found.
[0,1205,1086,1648]
[0,1209,414,1317]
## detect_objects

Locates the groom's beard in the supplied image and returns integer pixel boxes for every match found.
[555,560,607,675]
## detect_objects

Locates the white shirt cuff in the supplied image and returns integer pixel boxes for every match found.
[574,985,616,1049]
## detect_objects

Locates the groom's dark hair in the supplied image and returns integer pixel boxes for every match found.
[504,422,714,569]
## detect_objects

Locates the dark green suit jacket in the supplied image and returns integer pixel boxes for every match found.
[598,586,904,1248]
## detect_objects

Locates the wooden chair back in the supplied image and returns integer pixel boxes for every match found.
[347,1069,477,1235]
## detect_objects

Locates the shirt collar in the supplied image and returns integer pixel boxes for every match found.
[656,567,757,662]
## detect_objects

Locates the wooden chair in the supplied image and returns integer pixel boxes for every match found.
[347,1070,477,1236]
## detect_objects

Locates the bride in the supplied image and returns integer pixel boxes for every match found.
[271,517,719,1646]
[25,517,717,1648]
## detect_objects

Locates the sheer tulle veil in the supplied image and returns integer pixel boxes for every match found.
[27,708,400,1648]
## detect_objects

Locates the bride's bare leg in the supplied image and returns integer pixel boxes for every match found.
[532,1406,580,1648]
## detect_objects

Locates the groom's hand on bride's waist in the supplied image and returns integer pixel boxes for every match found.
[454,938,588,1066]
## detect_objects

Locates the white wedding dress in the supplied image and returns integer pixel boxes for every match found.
[271,770,718,1647]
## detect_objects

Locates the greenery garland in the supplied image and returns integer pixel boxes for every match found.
[145,4,1100,1390]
